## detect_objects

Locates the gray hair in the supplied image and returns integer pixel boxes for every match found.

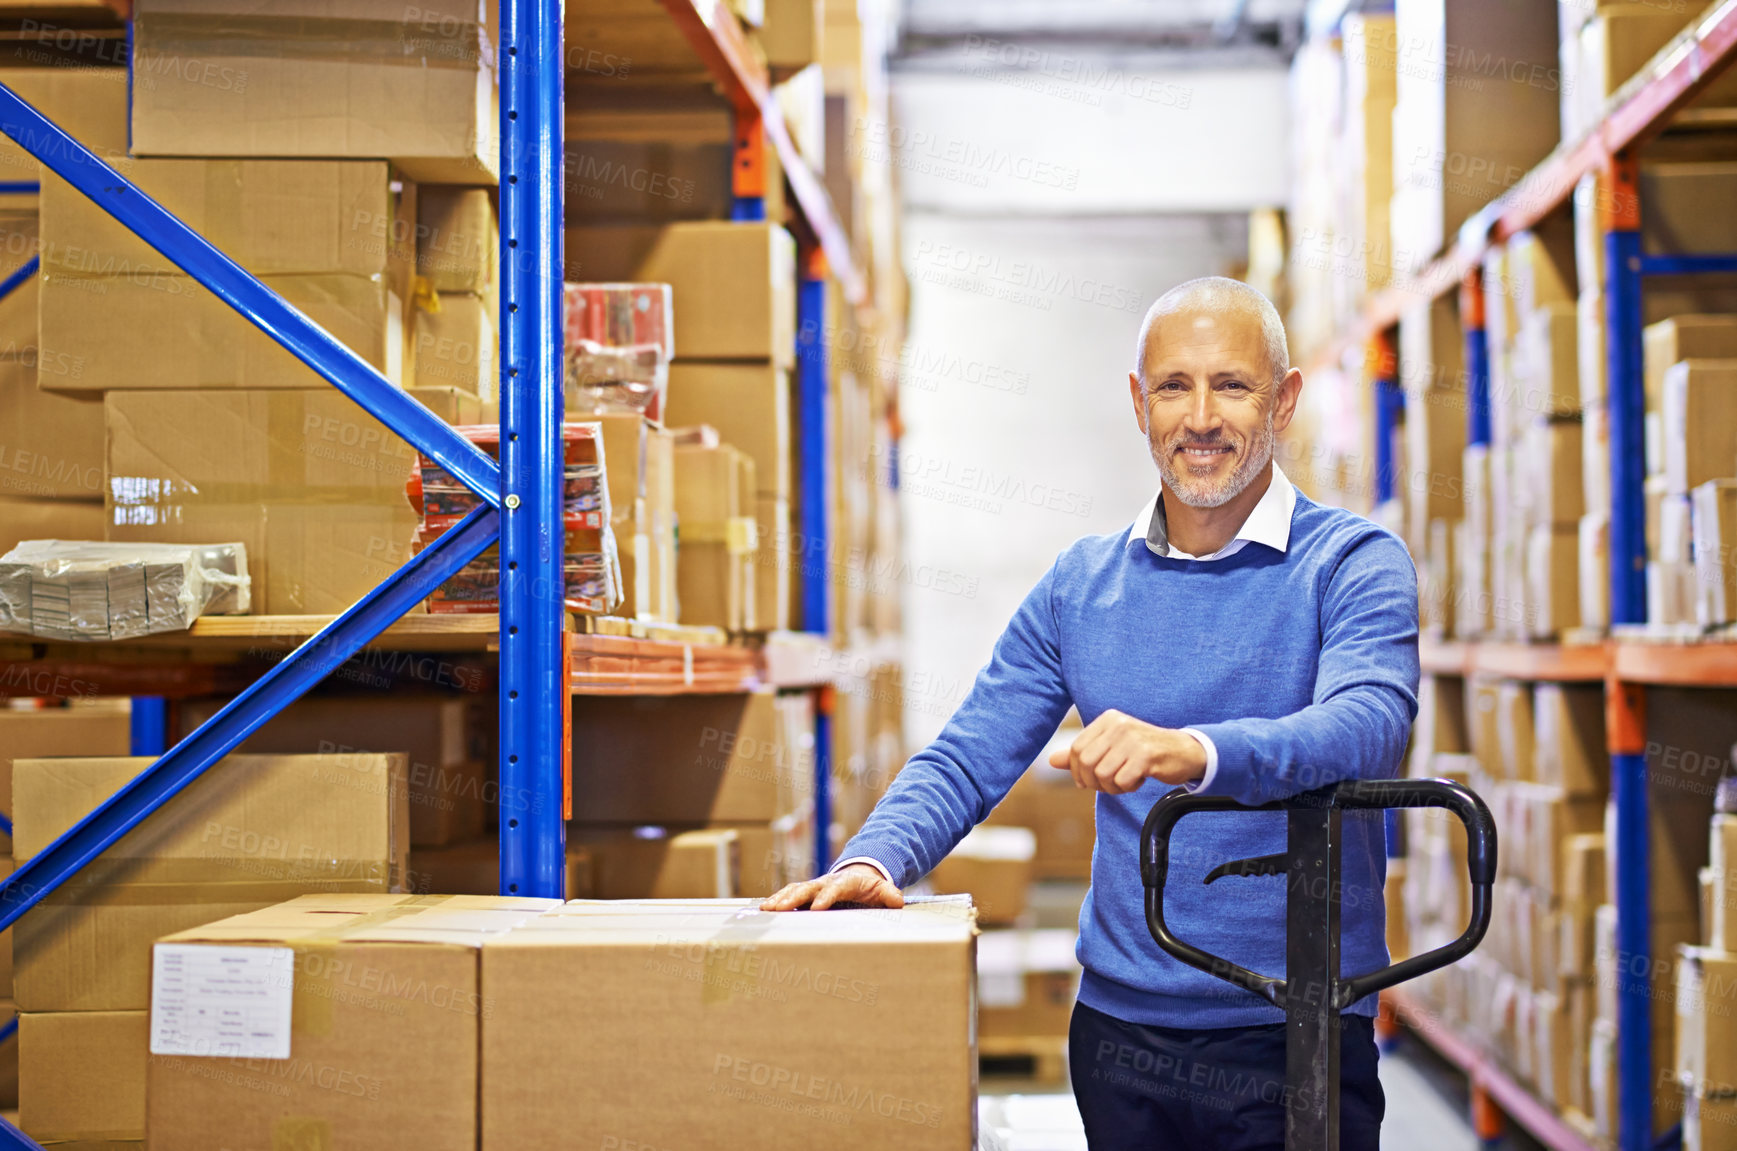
[1133,277,1290,391]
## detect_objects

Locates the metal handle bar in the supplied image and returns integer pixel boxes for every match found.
[1139,778,1496,1010]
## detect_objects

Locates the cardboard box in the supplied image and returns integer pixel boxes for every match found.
[146,894,557,1149]
[763,0,823,75]
[0,496,102,558]
[754,493,792,631]
[413,293,496,398]
[1686,1090,1737,1151]
[565,826,739,898]
[408,837,595,898]
[1400,385,1467,550]
[569,691,811,824]
[1514,304,1582,420]
[1693,479,1737,626]
[1676,945,1737,1094]
[1644,316,1737,414]
[1712,817,1737,949]
[1494,680,1536,781]
[177,694,489,848]
[20,1009,146,1142]
[985,759,1097,881]
[927,826,1035,926]
[408,385,490,426]
[1525,524,1580,639]
[417,186,497,293]
[666,361,792,501]
[637,222,796,365]
[0,360,103,500]
[1664,361,1737,496]
[674,442,753,631]
[1580,512,1610,631]
[104,389,421,614]
[1534,683,1606,797]
[977,928,1079,1040]
[0,67,129,180]
[479,898,977,1150]
[1528,417,1586,527]
[0,703,131,856]
[131,0,498,183]
[41,160,413,390]
[12,752,408,1011]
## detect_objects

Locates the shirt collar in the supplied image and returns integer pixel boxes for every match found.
[1127,464,1297,560]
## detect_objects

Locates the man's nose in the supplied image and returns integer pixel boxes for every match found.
[1183,388,1219,433]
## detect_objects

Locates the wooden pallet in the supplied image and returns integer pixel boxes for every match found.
[979,1035,1070,1084]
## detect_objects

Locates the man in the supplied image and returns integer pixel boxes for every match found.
[763,277,1419,1151]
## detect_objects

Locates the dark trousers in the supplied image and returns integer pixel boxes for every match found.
[1068,1001,1385,1151]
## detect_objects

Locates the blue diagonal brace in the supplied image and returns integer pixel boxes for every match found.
[0,83,502,506]
[0,505,501,934]
[0,254,36,303]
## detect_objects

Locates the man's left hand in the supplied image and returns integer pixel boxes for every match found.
[1046,709,1208,794]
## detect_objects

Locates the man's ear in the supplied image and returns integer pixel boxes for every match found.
[1129,371,1148,435]
[1270,367,1304,436]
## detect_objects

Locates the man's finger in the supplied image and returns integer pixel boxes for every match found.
[810,878,851,911]
[874,880,905,908]
[1112,760,1148,794]
[760,879,823,911]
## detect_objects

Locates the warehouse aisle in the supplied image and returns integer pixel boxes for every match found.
[979,1043,1475,1150]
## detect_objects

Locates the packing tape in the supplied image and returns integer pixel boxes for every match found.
[696,910,779,1008]
[292,896,456,1039]
[140,13,484,70]
[272,1115,332,1151]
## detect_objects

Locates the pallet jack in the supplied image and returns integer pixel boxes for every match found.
[1142,778,1496,1151]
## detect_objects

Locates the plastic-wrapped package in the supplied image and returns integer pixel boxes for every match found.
[0,541,250,640]
[411,423,621,615]
[563,283,673,418]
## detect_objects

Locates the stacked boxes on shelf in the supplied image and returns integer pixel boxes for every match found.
[1674,813,1737,1149]
[13,749,409,1144]
[412,186,500,416]
[566,692,818,897]
[1402,674,1615,1125]
[0,66,125,552]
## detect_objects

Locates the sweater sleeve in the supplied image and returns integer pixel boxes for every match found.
[834,559,1075,888]
[1189,531,1420,807]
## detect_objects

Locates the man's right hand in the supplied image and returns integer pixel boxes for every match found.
[760,863,905,911]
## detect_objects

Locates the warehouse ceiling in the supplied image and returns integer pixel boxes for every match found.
[897,0,1310,67]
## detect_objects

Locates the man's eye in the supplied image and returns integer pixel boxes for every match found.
[1221,380,1247,391]
[1159,380,1185,392]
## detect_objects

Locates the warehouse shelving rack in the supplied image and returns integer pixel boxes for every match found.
[1334,3,1737,1148]
[0,1,870,1144]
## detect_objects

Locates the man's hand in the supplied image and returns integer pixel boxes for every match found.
[1047,708,1208,794]
[760,863,905,912]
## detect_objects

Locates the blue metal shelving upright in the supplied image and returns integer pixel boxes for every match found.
[0,0,567,1142]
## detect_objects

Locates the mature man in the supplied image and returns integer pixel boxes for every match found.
[763,276,1419,1150]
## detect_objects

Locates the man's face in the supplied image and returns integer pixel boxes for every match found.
[1128,307,1298,509]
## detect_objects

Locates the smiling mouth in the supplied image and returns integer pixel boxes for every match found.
[1177,444,1233,460]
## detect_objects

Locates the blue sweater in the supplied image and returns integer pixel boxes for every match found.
[839,490,1420,1028]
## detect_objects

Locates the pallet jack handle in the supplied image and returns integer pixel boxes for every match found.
[1139,777,1497,1151]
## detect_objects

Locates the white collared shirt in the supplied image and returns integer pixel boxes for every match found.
[834,466,1298,886]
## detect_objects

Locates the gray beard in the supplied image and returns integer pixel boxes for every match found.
[1153,411,1276,509]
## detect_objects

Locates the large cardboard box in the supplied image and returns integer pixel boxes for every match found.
[104,389,421,614]
[566,826,738,898]
[1527,417,1585,527]
[178,694,490,849]
[0,360,103,500]
[409,836,594,897]
[19,1009,146,1142]
[0,66,129,181]
[130,0,499,183]
[0,496,103,558]
[1525,524,1580,639]
[637,222,796,365]
[417,186,498,293]
[570,691,811,824]
[1693,479,1737,627]
[928,826,1035,927]
[977,929,1079,1040]
[1676,945,1737,1094]
[146,894,558,1149]
[763,0,823,75]
[0,703,131,856]
[40,159,414,391]
[666,361,793,501]
[12,752,408,1011]
[1664,361,1737,496]
[479,898,977,1150]
[413,293,496,398]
